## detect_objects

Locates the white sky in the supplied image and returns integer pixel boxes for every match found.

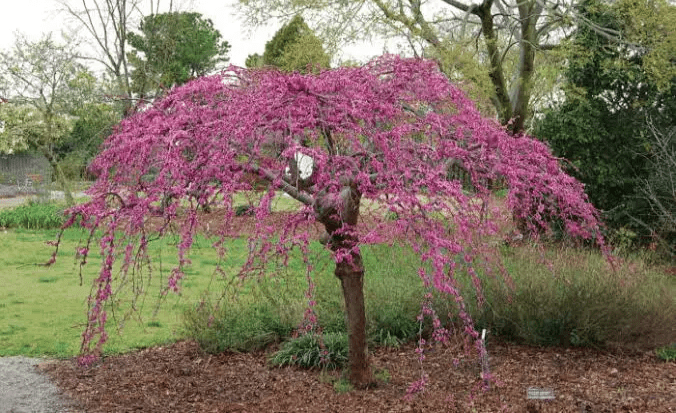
[0,0,386,69]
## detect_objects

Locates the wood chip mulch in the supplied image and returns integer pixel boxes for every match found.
[40,339,675,412]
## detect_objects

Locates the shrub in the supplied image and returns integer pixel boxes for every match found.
[475,246,676,349]
[184,244,427,355]
[185,241,675,358]
[637,120,676,260]
[234,204,255,217]
[58,152,89,181]
[0,201,65,229]
[314,244,425,346]
[269,332,349,370]
[656,344,676,362]
[183,298,298,354]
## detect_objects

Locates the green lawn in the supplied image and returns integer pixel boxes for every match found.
[0,228,252,358]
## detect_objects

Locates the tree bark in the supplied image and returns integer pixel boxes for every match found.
[334,249,372,387]
[477,0,513,127]
[41,146,74,206]
[509,0,540,134]
[317,182,372,387]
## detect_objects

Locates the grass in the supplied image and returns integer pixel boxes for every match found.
[0,227,237,358]
[0,201,66,229]
[656,344,676,362]
[187,237,676,367]
[471,244,676,348]
[269,332,349,370]
[183,242,429,356]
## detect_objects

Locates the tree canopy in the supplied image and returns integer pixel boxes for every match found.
[127,11,231,97]
[238,0,675,134]
[59,56,603,387]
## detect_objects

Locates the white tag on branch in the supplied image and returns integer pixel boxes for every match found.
[284,152,314,180]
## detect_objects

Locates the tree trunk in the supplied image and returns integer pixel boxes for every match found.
[317,183,372,387]
[334,249,372,387]
[41,146,74,206]
[509,0,540,134]
[477,0,513,127]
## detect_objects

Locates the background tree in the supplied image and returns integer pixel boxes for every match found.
[238,0,641,133]
[127,12,231,98]
[640,120,676,259]
[534,0,676,249]
[55,102,120,180]
[58,57,603,388]
[0,33,85,204]
[57,0,188,115]
[247,15,331,73]
[245,53,264,68]
[0,103,45,154]
[615,0,676,90]
[58,0,139,115]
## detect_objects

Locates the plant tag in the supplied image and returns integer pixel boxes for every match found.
[527,387,555,400]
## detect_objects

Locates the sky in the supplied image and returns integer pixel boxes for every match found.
[0,0,385,69]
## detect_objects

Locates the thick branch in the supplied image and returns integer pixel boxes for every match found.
[247,163,315,207]
[476,0,512,126]
[509,0,539,133]
[439,0,476,13]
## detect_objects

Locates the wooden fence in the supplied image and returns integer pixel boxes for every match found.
[0,152,51,187]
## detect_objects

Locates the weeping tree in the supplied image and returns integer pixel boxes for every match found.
[55,57,603,388]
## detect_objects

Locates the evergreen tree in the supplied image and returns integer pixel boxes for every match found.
[128,12,230,97]
[535,0,676,241]
[247,15,331,73]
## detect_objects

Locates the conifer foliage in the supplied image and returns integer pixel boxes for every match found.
[247,15,330,73]
[57,56,603,388]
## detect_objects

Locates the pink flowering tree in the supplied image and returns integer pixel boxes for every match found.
[56,56,603,388]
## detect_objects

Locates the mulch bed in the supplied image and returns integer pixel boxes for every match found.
[41,339,675,412]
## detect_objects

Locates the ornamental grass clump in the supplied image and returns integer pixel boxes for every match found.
[0,201,65,229]
[53,56,606,389]
[183,298,298,353]
[475,245,676,349]
[269,332,349,370]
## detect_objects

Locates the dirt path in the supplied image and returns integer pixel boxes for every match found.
[0,191,87,209]
[0,356,78,413]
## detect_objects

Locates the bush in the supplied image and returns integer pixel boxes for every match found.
[182,298,299,354]
[637,121,676,260]
[184,241,675,360]
[656,344,676,362]
[234,204,255,217]
[314,283,420,347]
[183,244,427,356]
[314,244,425,346]
[58,152,89,181]
[269,332,349,370]
[475,246,676,349]
[0,201,65,229]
